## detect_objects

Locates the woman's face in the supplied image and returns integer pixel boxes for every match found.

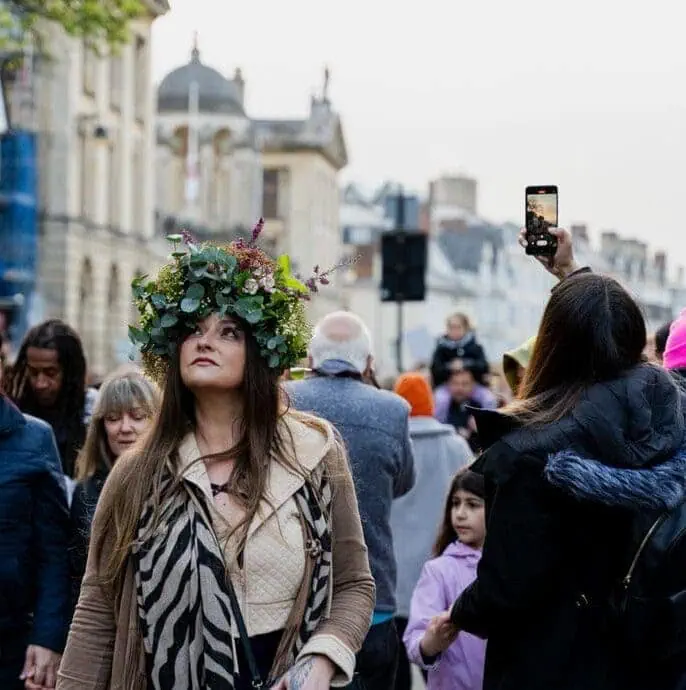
[180,313,247,392]
[451,488,485,550]
[104,407,151,457]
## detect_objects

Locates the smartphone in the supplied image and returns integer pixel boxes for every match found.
[525,186,558,256]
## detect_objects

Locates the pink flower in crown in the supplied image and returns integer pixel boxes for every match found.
[260,273,276,293]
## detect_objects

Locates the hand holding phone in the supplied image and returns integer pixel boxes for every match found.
[518,227,579,281]
[525,186,558,256]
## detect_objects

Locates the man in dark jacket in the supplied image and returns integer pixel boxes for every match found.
[0,391,70,689]
[286,311,416,690]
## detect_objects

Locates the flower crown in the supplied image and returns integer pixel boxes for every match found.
[129,219,349,383]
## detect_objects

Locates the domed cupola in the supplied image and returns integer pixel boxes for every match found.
[157,37,245,116]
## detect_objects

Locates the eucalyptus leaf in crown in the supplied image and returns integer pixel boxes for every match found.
[129,219,351,383]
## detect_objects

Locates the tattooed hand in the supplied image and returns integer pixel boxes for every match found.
[271,655,335,689]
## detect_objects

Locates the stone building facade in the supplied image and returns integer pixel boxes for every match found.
[34,1,169,374]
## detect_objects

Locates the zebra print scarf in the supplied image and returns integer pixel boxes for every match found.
[133,472,332,690]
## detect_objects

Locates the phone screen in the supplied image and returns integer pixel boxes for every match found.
[525,186,558,256]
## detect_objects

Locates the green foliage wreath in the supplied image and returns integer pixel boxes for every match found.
[129,221,343,383]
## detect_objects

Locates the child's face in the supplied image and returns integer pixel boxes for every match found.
[447,318,466,341]
[451,489,485,550]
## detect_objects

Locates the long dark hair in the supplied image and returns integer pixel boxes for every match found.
[505,273,647,425]
[93,319,295,590]
[5,319,87,474]
[433,468,485,557]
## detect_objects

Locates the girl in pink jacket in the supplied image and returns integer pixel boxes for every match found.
[403,469,487,690]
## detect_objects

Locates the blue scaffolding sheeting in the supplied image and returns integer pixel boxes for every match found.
[0,130,38,344]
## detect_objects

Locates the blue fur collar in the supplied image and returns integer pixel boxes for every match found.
[544,447,686,511]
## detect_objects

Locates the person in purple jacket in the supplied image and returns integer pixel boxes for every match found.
[403,469,486,690]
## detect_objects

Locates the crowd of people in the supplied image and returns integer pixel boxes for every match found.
[0,224,685,690]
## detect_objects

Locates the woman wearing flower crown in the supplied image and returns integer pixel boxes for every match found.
[57,222,375,690]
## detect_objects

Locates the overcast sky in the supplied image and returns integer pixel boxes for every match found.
[152,0,686,262]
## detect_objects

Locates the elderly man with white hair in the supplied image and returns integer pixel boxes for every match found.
[286,311,416,690]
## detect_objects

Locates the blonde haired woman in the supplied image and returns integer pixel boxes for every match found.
[58,224,374,690]
[69,368,159,612]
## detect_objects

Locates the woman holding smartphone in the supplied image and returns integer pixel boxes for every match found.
[435,229,686,690]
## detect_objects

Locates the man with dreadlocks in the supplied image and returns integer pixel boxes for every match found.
[4,320,98,481]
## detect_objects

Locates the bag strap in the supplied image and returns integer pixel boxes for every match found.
[224,571,265,689]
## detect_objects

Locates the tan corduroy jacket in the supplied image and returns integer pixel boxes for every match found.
[57,412,375,689]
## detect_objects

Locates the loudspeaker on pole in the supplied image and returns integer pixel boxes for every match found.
[380,231,427,302]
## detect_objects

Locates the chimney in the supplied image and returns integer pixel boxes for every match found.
[429,175,477,215]
[570,224,589,242]
[678,265,684,286]
[600,231,619,265]
[655,251,667,286]
[352,245,374,280]
[233,67,245,105]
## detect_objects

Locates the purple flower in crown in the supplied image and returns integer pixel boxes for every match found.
[248,217,265,247]
[301,254,359,296]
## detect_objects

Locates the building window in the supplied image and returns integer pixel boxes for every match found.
[106,264,120,368]
[83,43,96,96]
[134,36,147,121]
[78,258,95,357]
[213,166,229,221]
[80,134,91,218]
[262,169,279,219]
[110,55,122,110]
[108,142,120,228]
[132,148,142,233]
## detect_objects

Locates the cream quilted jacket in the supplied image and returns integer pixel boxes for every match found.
[178,414,352,648]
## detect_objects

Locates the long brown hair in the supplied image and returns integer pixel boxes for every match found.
[504,273,647,425]
[74,368,159,482]
[433,469,485,557]
[92,321,300,594]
